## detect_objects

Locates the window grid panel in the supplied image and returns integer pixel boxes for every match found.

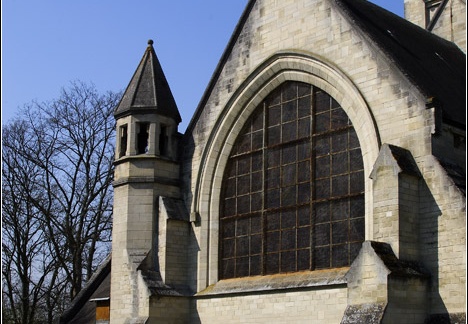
[220,81,364,279]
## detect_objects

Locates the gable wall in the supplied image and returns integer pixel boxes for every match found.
[185,0,434,210]
[180,0,465,321]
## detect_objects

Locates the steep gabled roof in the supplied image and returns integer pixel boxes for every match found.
[115,40,181,123]
[186,0,465,134]
[334,0,465,128]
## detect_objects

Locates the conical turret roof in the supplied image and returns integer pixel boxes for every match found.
[114,40,181,123]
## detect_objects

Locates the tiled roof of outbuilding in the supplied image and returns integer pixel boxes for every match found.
[335,0,466,128]
[115,40,181,123]
[59,255,111,324]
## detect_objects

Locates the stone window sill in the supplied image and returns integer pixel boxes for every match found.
[196,268,349,297]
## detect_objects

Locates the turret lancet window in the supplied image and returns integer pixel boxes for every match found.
[137,122,150,154]
[119,124,128,158]
[220,81,365,279]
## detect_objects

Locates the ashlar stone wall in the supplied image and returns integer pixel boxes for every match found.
[178,0,465,321]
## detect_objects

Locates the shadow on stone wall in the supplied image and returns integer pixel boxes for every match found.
[419,176,449,322]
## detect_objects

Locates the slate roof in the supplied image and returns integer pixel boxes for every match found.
[335,0,465,128]
[137,249,192,297]
[162,196,190,222]
[386,144,422,177]
[437,157,466,195]
[369,241,429,278]
[115,40,182,123]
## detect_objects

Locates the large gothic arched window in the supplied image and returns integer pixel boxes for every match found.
[219,81,365,279]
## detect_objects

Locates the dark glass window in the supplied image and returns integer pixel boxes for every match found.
[137,123,149,154]
[119,124,128,158]
[220,81,365,279]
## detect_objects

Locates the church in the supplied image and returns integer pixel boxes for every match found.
[60,0,466,323]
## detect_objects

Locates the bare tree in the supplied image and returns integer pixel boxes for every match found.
[2,81,120,323]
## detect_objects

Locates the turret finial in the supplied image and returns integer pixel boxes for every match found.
[148,39,154,46]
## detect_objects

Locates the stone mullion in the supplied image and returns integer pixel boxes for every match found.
[310,86,318,270]
[261,103,267,276]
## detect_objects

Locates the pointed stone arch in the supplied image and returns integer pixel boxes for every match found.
[193,52,380,289]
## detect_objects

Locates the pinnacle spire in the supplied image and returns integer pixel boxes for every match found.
[114,40,182,123]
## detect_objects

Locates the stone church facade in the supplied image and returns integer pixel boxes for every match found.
[60,0,466,323]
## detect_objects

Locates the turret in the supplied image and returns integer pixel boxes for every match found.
[110,40,183,323]
[114,39,181,162]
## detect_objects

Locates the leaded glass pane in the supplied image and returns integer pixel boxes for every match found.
[297,183,311,204]
[314,246,330,269]
[237,175,250,195]
[266,168,280,189]
[282,164,296,186]
[267,148,280,167]
[222,238,235,258]
[251,234,262,254]
[332,152,348,175]
[332,244,349,267]
[281,210,296,229]
[284,83,297,101]
[252,131,263,150]
[266,253,279,274]
[282,145,297,164]
[332,221,348,243]
[268,106,281,126]
[297,207,311,226]
[298,161,310,183]
[315,202,330,224]
[297,249,310,270]
[332,132,348,153]
[237,236,249,256]
[298,82,311,97]
[282,186,297,207]
[266,189,280,209]
[250,256,262,275]
[298,96,311,118]
[251,215,262,234]
[316,113,330,133]
[331,199,349,221]
[282,100,297,122]
[266,231,280,253]
[315,91,330,113]
[331,107,349,129]
[298,118,311,138]
[237,195,250,214]
[236,257,250,277]
[237,134,251,154]
[222,219,235,238]
[315,223,330,246]
[268,125,281,146]
[350,148,364,171]
[281,251,296,272]
[266,212,280,231]
[281,229,296,250]
[297,227,311,248]
[237,217,250,236]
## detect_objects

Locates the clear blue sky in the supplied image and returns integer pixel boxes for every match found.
[2,1,404,132]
